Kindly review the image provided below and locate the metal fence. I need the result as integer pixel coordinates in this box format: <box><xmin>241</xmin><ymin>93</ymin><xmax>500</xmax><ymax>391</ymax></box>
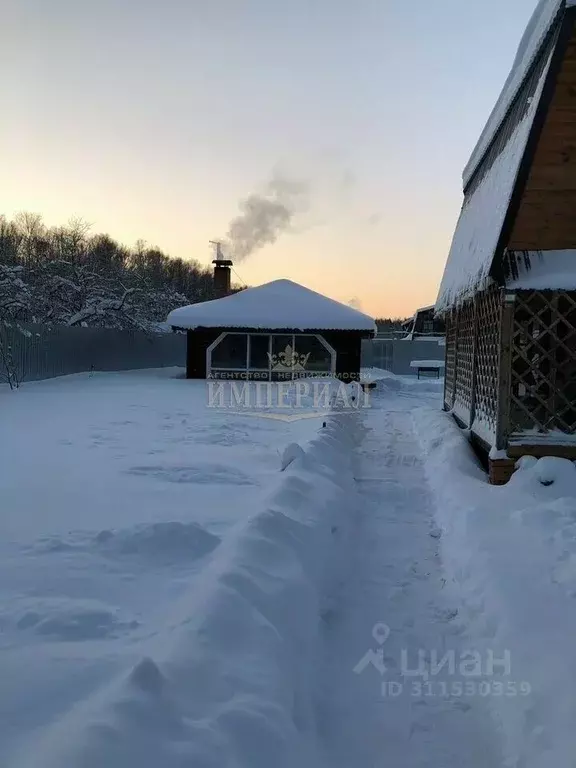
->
<box><xmin>362</xmin><ymin>338</ymin><xmax>446</xmax><ymax>376</ymax></box>
<box><xmin>0</xmin><ymin>324</ymin><xmax>444</xmax><ymax>386</ymax></box>
<box><xmin>0</xmin><ymin>323</ymin><xmax>187</xmax><ymax>384</ymax></box>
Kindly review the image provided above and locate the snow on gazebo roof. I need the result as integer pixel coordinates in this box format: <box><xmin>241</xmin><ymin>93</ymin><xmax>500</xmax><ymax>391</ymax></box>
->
<box><xmin>436</xmin><ymin>0</ymin><xmax>571</xmax><ymax>313</ymax></box>
<box><xmin>167</xmin><ymin>279</ymin><xmax>377</xmax><ymax>332</ymax></box>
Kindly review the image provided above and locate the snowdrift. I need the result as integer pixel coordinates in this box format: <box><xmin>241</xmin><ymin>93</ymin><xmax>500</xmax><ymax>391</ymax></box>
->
<box><xmin>13</xmin><ymin>415</ymin><xmax>362</xmax><ymax>768</ymax></box>
<box><xmin>414</xmin><ymin>408</ymin><xmax>576</xmax><ymax>768</ymax></box>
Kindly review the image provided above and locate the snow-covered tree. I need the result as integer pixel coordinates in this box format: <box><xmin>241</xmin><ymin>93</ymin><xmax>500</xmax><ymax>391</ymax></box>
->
<box><xmin>0</xmin><ymin>264</ymin><xmax>31</xmax><ymax>317</ymax></box>
<box><xmin>0</xmin><ymin>213</ymin><xmax>226</xmax><ymax>332</ymax></box>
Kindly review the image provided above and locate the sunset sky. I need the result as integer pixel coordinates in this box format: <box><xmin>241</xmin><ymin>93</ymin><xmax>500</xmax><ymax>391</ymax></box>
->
<box><xmin>2</xmin><ymin>0</ymin><xmax>539</xmax><ymax>318</ymax></box>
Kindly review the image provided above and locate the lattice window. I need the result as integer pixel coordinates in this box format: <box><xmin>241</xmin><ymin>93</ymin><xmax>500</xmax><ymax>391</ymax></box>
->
<box><xmin>473</xmin><ymin>286</ymin><xmax>502</xmax><ymax>441</ymax></box>
<box><xmin>454</xmin><ymin>300</ymin><xmax>475</xmax><ymax>423</ymax></box>
<box><xmin>510</xmin><ymin>290</ymin><xmax>576</xmax><ymax>436</ymax></box>
<box><xmin>444</xmin><ymin>312</ymin><xmax>457</xmax><ymax>410</ymax></box>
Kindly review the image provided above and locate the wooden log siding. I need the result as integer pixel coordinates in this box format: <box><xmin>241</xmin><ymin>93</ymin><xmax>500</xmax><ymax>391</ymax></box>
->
<box><xmin>508</xmin><ymin>19</ymin><xmax>576</xmax><ymax>251</ymax></box>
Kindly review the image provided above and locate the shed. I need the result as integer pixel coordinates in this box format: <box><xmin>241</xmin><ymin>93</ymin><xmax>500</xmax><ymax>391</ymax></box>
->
<box><xmin>167</xmin><ymin>277</ymin><xmax>376</xmax><ymax>381</ymax></box>
<box><xmin>404</xmin><ymin>305</ymin><xmax>446</xmax><ymax>340</ymax></box>
<box><xmin>437</xmin><ymin>0</ymin><xmax>576</xmax><ymax>483</ymax></box>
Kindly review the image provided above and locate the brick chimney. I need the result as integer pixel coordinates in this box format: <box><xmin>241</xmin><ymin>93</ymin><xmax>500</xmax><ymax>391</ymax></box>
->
<box><xmin>210</xmin><ymin>241</ymin><xmax>233</xmax><ymax>298</ymax></box>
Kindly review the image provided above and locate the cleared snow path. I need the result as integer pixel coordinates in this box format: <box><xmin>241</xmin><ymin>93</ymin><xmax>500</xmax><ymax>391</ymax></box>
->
<box><xmin>318</xmin><ymin>392</ymin><xmax>503</xmax><ymax>767</ymax></box>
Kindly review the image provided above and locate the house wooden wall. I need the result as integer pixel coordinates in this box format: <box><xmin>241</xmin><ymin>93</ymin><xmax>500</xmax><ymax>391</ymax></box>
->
<box><xmin>508</xmin><ymin>18</ymin><xmax>576</xmax><ymax>251</ymax></box>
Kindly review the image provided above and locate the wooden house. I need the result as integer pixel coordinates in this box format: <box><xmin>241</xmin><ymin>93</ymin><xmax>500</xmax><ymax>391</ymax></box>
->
<box><xmin>436</xmin><ymin>0</ymin><xmax>576</xmax><ymax>484</ymax></box>
<box><xmin>167</xmin><ymin>269</ymin><xmax>376</xmax><ymax>381</ymax></box>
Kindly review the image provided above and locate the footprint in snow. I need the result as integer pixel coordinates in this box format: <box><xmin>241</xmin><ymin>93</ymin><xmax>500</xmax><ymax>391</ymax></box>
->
<box><xmin>433</xmin><ymin>606</ymin><xmax>459</xmax><ymax>623</ymax></box>
<box><xmin>12</xmin><ymin>598</ymin><xmax>139</xmax><ymax>641</ymax></box>
<box><xmin>126</xmin><ymin>464</ymin><xmax>256</xmax><ymax>486</ymax></box>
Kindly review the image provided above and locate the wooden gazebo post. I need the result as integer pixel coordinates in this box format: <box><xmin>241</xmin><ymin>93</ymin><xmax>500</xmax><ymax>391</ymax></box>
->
<box><xmin>469</xmin><ymin>295</ymin><xmax>480</xmax><ymax>429</ymax></box>
<box><xmin>449</xmin><ymin>307</ymin><xmax>460</xmax><ymax>409</ymax></box>
<box><xmin>490</xmin><ymin>293</ymin><xmax>517</xmax><ymax>484</ymax></box>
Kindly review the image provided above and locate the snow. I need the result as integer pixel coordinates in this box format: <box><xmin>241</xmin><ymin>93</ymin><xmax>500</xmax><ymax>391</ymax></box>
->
<box><xmin>436</xmin><ymin>49</ymin><xmax>553</xmax><ymax>312</ymax></box>
<box><xmin>410</xmin><ymin>359</ymin><xmax>446</xmax><ymax>368</ymax></box>
<box><xmin>0</xmin><ymin>261</ymin><xmax>191</xmax><ymax>333</ymax></box>
<box><xmin>5</xmin><ymin>367</ymin><xmax>576</xmax><ymax>768</ymax></box>
<box><xmin>401</xmin><ymin>334</ymin><xmax>446</xmax><ymax>343</ymax></box>
<box><xmin>16</xmin><ymin>414</ymin><xmax>360</xmax><ymax>768</ymax></box>
<box><xmin>167</xmin><ymin>279</ymin><xmax>377</xmax><ymax>332</ymax></box>
<box><xmin>506</xmin><ymin>249</ymin><xmax>576</xmax><ymax>289</ymax></box>
<box><xmin>489</xmin><ymin>446</ymin><xmax>509</xmax><ymax>460</ymax></box>
<box><xmin>510</xmin><ymin>427</ymin><xmax>576</xmax><ymax>446</ymax></box>
<box><xmin>463</xmin><ymin>0</ymin><xmax>565</xmax><ymax>188</ymax></box>
<box><xmin>471</xmin><ymin>413</ymin><xmax>498</xmax><ymax>447</ymax></box>
<box><xmin>0</xmin><ymin>368</ymin><xmax>336</xmax><ymax>766</ymax></box>
<box><xmin>319</xmin><ymin>380</ymin><xmax>500</xmax><ymax>768</ymax></box>
<box><xmin>415</xmin><ymin>407</ymin><xmax>576</xmax><ymax>768</ymax></box>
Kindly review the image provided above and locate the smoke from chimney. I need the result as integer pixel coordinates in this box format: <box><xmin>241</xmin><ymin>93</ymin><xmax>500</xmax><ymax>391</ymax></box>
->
<box><xmin>348</xmin><ymin>297</ymin><xmax>364</xmax><ymax>312</ymax></box>
<box><xmin>224</xmin><ymin>173</ymin><xmax>309</xmax><ymax>262</ymax></box>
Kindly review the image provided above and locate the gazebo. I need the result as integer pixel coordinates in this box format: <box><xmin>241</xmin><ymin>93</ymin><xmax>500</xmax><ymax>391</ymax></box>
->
<box><xmin>167</xmin><ymin>278</ymin><xmax>376</xmax><ymax>382</ymax></box>
<box><xmin>436</xmin><ymin>0</ymin><xmax>576</xmax><ymax>484</ymax></box>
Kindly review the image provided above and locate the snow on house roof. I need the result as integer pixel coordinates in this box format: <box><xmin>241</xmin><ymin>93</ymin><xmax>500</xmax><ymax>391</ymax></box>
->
<box><xmin>507</xmin><ymin>250</ymin><xmax>576</xmax><ymax>289</ymax></box>
<box><xmin>167</xmin><ymin>279</ymin><xmax>377</xmax><ymax>332</ymax></box>
<box><xmin>436</xmin><ymin>46</ymin><xmax>554</xmax><ymax>313</ymax></box>
<box><xmin>463</xmin><ymin>0</ymin><xmax>567</xmax><ymax>189</ymax></box>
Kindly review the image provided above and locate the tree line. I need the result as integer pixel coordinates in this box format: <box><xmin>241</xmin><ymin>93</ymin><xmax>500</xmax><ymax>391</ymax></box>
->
<box><xmin>0</xmin><ymin>212</ymin><xmax>412</xmax><ymax>335</ymax></box>
<box><xmin>0</xmin><ymin>212</ymin><xmax>221</xmax><ymax>331</ymax></box>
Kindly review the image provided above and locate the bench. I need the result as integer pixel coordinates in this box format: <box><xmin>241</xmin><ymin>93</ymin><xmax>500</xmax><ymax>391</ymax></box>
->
<box><xmin>410</xmin><ymin>360</ymin><xmax>445</xmax><ymax>380</ymax></box>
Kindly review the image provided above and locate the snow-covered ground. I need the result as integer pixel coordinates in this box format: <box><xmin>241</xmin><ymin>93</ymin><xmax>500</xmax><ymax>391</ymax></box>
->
<box><xmin>318</xmin><ymin>380</ymin><xmax>501</xmax><ymax>768</ymax></box>
<box><xmin>2</xmin><ymin>367</ymin><xmax>576</xmax><ymax>768</ymax></box>
<box><xmin>0</xmin><ymin>368</ymin><xmax>330</xmax><ymax>766</ymax></box>
<box><xmin>415</xmin><ymin>408</ymin><xmax>576</xmax><ymax>768</ymax></box>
